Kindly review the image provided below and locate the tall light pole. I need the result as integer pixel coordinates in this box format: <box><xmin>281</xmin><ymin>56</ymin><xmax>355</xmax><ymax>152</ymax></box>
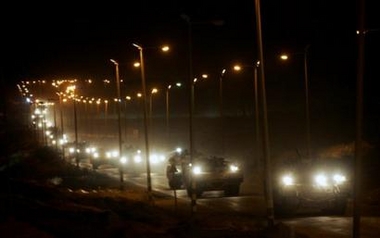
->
<box><xmin>133</xmin><ymin>43</ymin><xmax>153</xmax><ymax>198</ymax></box>
<box><xmin>280</xmin><ymin>44</ymin><xmax>312</xmax><ymax>161</ymax></box>
<box><xmin>104</xmin><ymin>100</ymin><xmax>108</xmax><ymax>135</ymax></box>
<box><xmin>255</xmin><ymin>0</ymin><xmax>274</xmax><ymax>226</ymax></box>
<box><xmin>149</xmin><ymin>88</ymin><xmax>158</xmax><ymax>127</ymax></box>
<box><xmin>166</xmin><ymin>82</ymin><xmax>181</xmax><ymax>146</ymax></box>
<box><xmin>192</xmin><ymin>74</ymin><xmax>208</xmax><ymax>115</ymax></box>
<box><xmin>68</xmin><ymin>85</ymin><xmax>79</xmax><ymax>168</ymax></box>
<box><xmin>110</xmin><ymin>59</ymin><xmax>124</xmax><ymax>184</ymax></box>
<box><xmin>233</xmin><ymin>61</ymin><xmax>261</xmax><ymax>165</ymax></box>
<box><xmin>353</xmin><ymin>1</ymin><xmax>366</xmax><ymax>237</ymax></box>
<box><xmin>124</xmin><ymin>96</ymin><xmax>131</xmax><ymax>140</ymax></box>
<box><xmin>181</xmin><ymin>14</ymin><xmax>223</xmax><ymax>215</ymax></box>
<box><xmin>57</xmin><ymin>92</ymin><xmax>65</xmax><ymax>158</ymax></box>
<box><xmin>254</xmin><ymin>61</ymin><xmax>261</xmax><ymax>164</ymax></box>
<box><xmin>304</xmin><ymin>44</ymin><xmax>311</xmax><ymax>162</ymax></box>
<box><xmin>219</xmin><ymin>69</ymin><xmax>226</xmax><ymax>118</ymax></box>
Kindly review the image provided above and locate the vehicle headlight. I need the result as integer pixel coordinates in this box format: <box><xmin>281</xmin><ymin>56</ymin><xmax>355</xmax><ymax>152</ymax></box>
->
<box><xmin>281</xmin><ymin>175</ymin><xmax>294</xmax><ymax>186</ymax></box>
<box><xmin>134</xmin><ymin>154</ymin><xmax>142</xmax><ymax>164</ymax></box>
<box><xmin>333</xmin><ymin>174</ymin><xmax>346</xmax><ymax>184</ymax></box>
<box><xmin>120</xmin><ymin>157</ymin><xmax>128</xmax><ymax>164</ymax></box>
<box><xmin>150</xmin><ymin>154</ymin><xmax>159</xmax><ymax>164</ymax></box>
<box><xmin>229</xmin><ymin>164</ymin><xmax>239</xmax><ymax>172</ymax></box>
<box><xmin>315</xmin><ymin>173</ymin><xmax>328</xmax><ymax>187</ymax></box>
<box><xmin>192</xmin><ymin>166</ymin><xmax>202</xmax><ymax>175</ymax></box>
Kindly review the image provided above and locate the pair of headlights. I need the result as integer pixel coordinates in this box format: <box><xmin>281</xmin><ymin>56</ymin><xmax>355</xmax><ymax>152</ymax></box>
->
<box><xmin>281</xmin><ymin>173</ymin><xmax>347</xmax><ymax>186</ymax></box>
<box><xmin>191</xmin><ymin>164</ymin><xmax>240</xmax><ymax>175</ymax></box>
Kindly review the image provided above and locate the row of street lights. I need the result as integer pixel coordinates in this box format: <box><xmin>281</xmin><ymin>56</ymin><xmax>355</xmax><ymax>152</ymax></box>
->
<box><xmin>109</xmin><ymin>43</ymin><xmax>170</xmax><ymax>197</ymax></box>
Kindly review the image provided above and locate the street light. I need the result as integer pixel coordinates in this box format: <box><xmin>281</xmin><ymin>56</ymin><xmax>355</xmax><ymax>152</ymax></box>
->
<box><xmin>124</xmin><ymin>96</ymin><xmax>131</xmax><ymax>140</ymax></box>
<box><xmin>192</xmin><ymin>74</ymin><xmax>208</xmax><ymax>116</ymax></box>
<box><xmin>219</xmin><ymin>69</ymin><xmax>226</xmax><ymax>118</ymax></box>
<box><xmin>132</xmin><ymin>43</ymin><xmax>152</xmax><ymax>198</ymax></box>
<box><xmin>280</xmin><ymin>43</ymin><xmax>311</xmax><ymax>161</ymax></box>
<box><xmin>181</xmin><ymin>14</ymin><xmax>223</xmax><ymax>214</ymax></box>
<box><xmin>149</xmin><ymin>88</ymin><xmax>158</xmax><ymax>122</ymax></box>
<box><xmin>133</xmin><ymin>43</ymin><xmax>170</xmax><ymax>198</ymax></box>
<box><xmin>233</xmin><ymin>61</ymin><xmax>261</xmax><ymax>165</ymax></box>
<box><xmin>110</xmin><ymin>59</ymin><xmax>124</xmax><ymax>184</ymax></box>
<box><xmin>57</xmin><ymin>92</ymin><xmax>65</xmax><ymax>158</ymax></box>
<box><xmin>67</xmin><ymin>85</ymin><xmax>79</xmax><ymax>167</ymax></box>
<box><xmin>255</xmin><ymin>0</ymin><xmax>274</xmax><ymax>226</ymax></box>
<box><xmin>166</xmin><ymin>82</ymin><xmax>181</xmax><ymax>145</ymax></box>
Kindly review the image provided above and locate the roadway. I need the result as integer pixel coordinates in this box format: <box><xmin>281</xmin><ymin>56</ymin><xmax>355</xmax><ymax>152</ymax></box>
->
<box><xmin>94</xmin><ymin>164</ymin><xmax>380</xmax><ymax>238</ymax></box>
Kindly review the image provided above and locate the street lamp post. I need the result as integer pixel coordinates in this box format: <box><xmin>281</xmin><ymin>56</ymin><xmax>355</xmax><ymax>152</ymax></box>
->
<box><xmin>219</xmin><ymin>69</ymin><xmax>226</xmax><ymax>118</ymax></box>
<box><xmin>57</xmin><ymin>92</ymin><xmax>65</xmax><ymax>158</ymax></box>
<box><xmin>233</xmin><ymin>61</ymin><xmax>261</xmax><ymax>165</ymax></box>
<box><xmin>166</xmin><ymin>85</ymin><xmax>172</xmax><ymax>136</ymax></box>
<box><xmin>110</xmin><ymin>59</ymin><xmax>124</xmax><ymax>184</ymax></box>
<box><xmin>255</xmin><ymin>0</ymin><xmax>274</xmax><ymax>226</ymax></box>
<box><xmin>304</xmin><ymin>44</ymin><xmax>311</xmax><ymax>162</ymax></box>
<box><xmin>181</xmin><ymin>14</ymin><xmax>223</xmax><ymax>215</ymax></box>
<box><xmin>124</xmin><ymin>96</ymin><xmax>131</xmax><ymax>140</ymax></box>
<box><xmin>253</xmin><ymin>61</ymin><xmax>261</xmax><ymax>165</ymax></box>
<box><xmin>166</xmin><ymin>82</ymin><xmax>181</xmax><ymax>146</ymax></box>
<box><xmin>73</xmin><ymin>97</ymin><xmax>79</xmax><ymax>167</ymax></box>
<box><xmin>132</xmin><ymin>43</ymin><xmax>153</xmax><ymax>199</ymax></box>
<box><xmin>149</xmin><ymin>88</ymin><xmax>158</xmax><ymax>128</ymax></box>
<box><xmin>280</xmin><ymin>44</ymin><xmax>312</xmax><ymax>161</ymax></box>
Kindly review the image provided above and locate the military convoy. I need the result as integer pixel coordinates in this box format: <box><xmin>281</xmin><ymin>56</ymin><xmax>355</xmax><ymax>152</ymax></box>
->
<box><xmin>165</xmin><ymin>151</ymin><xmax>244</xmax><ymax>197</ymax></box>
<box><xmin>272</xmin><ymin>156</ymin><xmax>352</xmax><ymax>215</ymax></box>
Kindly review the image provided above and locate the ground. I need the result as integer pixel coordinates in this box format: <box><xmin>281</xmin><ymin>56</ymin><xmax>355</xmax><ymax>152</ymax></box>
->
<box><xmin>0</xmin><ymin>147</ymin><xmax>272</xmax><ymax>238</ymax></box>
<box><xmin>2</xmin><ymin>144</ymin><xmax>379</xmax><ymax>238</ymax></box>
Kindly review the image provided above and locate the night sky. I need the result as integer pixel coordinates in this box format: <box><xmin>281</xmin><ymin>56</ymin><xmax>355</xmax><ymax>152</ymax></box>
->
<box><xmin>1</xmin><ymin>1</ymin><xmax>379</xmax><ymax>142</ymax></box>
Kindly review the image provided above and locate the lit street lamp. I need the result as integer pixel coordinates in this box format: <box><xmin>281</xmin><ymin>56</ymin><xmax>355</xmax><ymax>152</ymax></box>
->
<box><xmin>149</xmin><ymin>88</ymin><xmax>158</xmax><ymax>125</ymax></box>
<box><xmin>67</xmin><ymin>85</ymin><xmax>79</xmax><ymax>167</ymax></box>
<box><xmin>280</xmin><ymin>43</ymin><xmax>311</xmax><ymax>161</ymax></box>
<box><xmin>104</xmin><ymin>100</ymin><xmax>108</xmax><ymax>133</ymax></box>
<box><xmin>181</xmin><ymin>14</ymin><xmax>223</xmax><ymax>214</ymax></box>
<box><xmin>132</xmin><ymin>43</ymin><xmax>169</xmax><ymax>198</ymax></box>
<box><xmin>166</xmin><ymin>82</ymin><xmax>181</xmax><ymax>144</ymax></box>
<box><xmin>255</xmin><ymin>0</ymin><xmax>274</xmax><ymax>226</ymax></box>
<box><xmin>124</xmin><ymin>96</ymin><xmax>131</xmax><ymax>140</ymax></box>
<box><xmin>110</xmin><ymin>59</ymin><xmax>124</xmax><ymax>184</ymax></box>
<box><xmin>132</xmin><ymin>43</ymin><xmax>153</xmax><ymax>198</ymax></box>
<box><xmin>233</xmin><ymin>61</ymin><xmax>261</xmax><ymax>164</ymax></box>
<box><xmin>192</xmin><ymin>74</ymin><xmax>208</xmax><ymax>115</ymax></box>
<box><xmin>219</xmin><ymin>69</ymin><xmax>226</xmax><ymax>118</ymax></box>
<box><xmin>57</xmin><ymin>92</ymin><xmax>65</xmax><ymax>158</ymax></box>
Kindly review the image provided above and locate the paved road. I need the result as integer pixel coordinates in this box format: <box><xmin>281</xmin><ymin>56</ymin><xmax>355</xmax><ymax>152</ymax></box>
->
<box><xmin>278</xmin><ymin>216</ymin><xmax>380</xmax><ymax>238</ymax></box>
<box><xmin>96</xmin><ymin>164</ymin><xmax>380</xmax><ymax>238</ymax></box>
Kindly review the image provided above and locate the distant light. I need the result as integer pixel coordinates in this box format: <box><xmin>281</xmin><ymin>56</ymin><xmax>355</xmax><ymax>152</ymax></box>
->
<box><xmin>233</xmin><ymin>65</ymin><xmax>242</xmax><ymax>71</ymax></box>
<box><xmin>280</xmin><ymin>54</ymin><xmax>289</xmax><ymax>60</ymax></box>
<box><xmin>161</xmin><ymin>45</ymin><xmax>170</xmax><ymax>52</ymax></box>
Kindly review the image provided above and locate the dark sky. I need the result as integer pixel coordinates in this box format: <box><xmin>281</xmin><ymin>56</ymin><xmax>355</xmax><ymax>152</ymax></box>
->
<box><xmin>1</xmin><ymin>1</ymin><xmax>379</xmax><ymax>142</ymax></box>
<box><xmin>2</xmin><ymin>1</ymin><xmax>374</xmax><ymax>83</ymax></box>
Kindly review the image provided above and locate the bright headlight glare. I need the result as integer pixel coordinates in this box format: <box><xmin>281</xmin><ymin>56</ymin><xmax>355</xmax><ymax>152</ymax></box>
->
<box><xmin>315</xmin><ymin>174</ymin><xmax>328</xmax><ymax>186</ymax></box>
<box><xmin>230</xmin><ymin>165</ymin><xmax>239</xmax><ymax>172</ymax></box>
<box><xmin>134</xmin><ymin>155</ymin><xmax>142</xmax><ymax>163</ymax></box>
<box><xmin>282</xmin><ymin>175</ymin><xmax>294</xmax><ymax>186</ymax></box>
<box><xmin>120</xmin><ymin>157</ymin><xmax>127</xmax><ymax>164</ymax></box>
<box><xmin>192</xmin><ymin>166</ymin><xmax>202</xmax><ymax>175</ymax></box>
<box><xmin>333</xmin><ymin>174</ymin><xmax>346</xmax><ymax>184</ymax></box>
<box><xmin>150</xmin><ymin>154</ymin><xmax>159</xmax><ymax>164</ymax></box>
